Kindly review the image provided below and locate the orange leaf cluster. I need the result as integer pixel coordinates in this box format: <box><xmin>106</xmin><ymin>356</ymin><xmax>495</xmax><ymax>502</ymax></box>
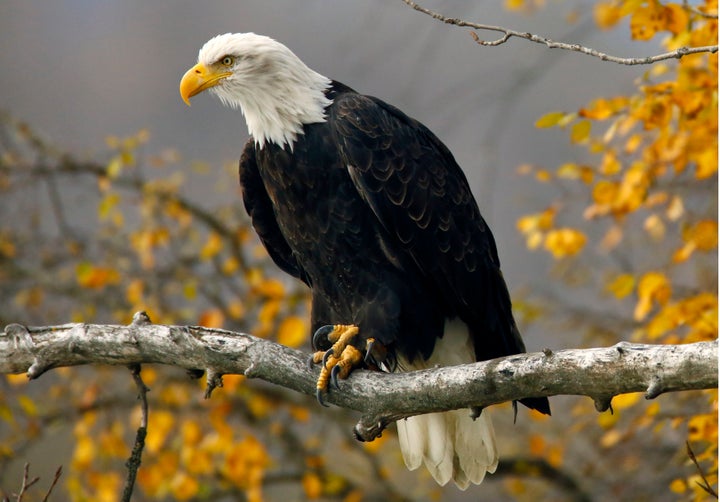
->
<box><xmin>522</xmin><ymin>1</ymin><xmax>718</xmax><ymax>496</ymax></box>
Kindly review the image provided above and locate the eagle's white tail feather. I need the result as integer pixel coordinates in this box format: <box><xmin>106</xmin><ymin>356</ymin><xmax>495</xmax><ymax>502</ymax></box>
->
<box><xmin>396</xmin><ymin>408</ymin><xmax>497</xmax><ymax>489</ymax></box>
<box><xmin>395</xmin><ymin>321</ymin><xmax>498</xmax><ymax>489</ymax></box>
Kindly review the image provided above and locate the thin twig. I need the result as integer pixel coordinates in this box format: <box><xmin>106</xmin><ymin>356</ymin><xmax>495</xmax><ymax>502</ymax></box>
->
<box><xmin>120</xmin><ymin>364</ymin><xmax>150</xmax><ymax>502</ymax></box>
<box><xmin>15</xmin><ymin>464</ymin><xmax>39</xmax><ymax>502</ymax></box>
<box><xmin>683</xmin><ymin>0</ymin><xmax>719</xmax><ymax>19</ymax></box>
<box><xmin>41</xmin><ymin>467</ymin><xmax>62</xmax><ymax>502</ymax></box>
<box><xmin>401</xmin><ymin>0</ymin><xmax>719</xmax><ymax>65</ymax></box>
<box><xmin>686</xmin><ymin>441</ymin><xmax>719</xmax><ymax>498</ymax></box>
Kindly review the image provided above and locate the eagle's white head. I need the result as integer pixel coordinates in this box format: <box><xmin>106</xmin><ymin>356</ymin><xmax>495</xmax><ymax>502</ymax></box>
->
<box><xmin>180</xmin><ymin>33</ymin><xmax>332</xmax><ymax>149</ymax></box>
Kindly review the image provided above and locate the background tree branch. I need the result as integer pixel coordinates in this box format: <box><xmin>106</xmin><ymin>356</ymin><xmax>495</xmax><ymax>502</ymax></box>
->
<box><xmin>401</xmin><ymin>0</ymin><xmax>719</xmax><ymax>64</ymax></box>
<box><xmin>2</xmin><ymin>315</ymin><xmax>716</xmax><ymax>442</ymax></box>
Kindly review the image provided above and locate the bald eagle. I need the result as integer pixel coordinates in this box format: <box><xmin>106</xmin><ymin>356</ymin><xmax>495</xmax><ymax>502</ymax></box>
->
<box><xmin>180</xmin><ymin>32</ymin><xmax>550</xmax><ymax>489</ymax></box>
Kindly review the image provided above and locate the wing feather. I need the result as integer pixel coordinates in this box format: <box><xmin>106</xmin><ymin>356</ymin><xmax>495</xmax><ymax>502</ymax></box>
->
<box><xmin>238</xmin><ymin>140</ymin><xmax>310</xmax><ymax>285</ymax></box>
<box><xmin>330</xmin><ymin>93</ymin><xmax>520</xmax><ymax>361</ymax></box>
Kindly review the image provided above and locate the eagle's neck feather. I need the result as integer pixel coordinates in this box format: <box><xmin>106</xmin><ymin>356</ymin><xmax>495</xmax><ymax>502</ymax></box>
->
<box><xmin>217</xmin><ymin>66</ymin><xmax>332</xmax><ymax>150</ymax></box>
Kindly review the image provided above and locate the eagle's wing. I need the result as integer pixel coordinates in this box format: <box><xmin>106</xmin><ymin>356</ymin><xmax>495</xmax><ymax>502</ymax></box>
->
<box><xmin>330</xmin><ymin>93</ymin><xmax>524</xmax><ymax>362</ymax></box>
<box><xmin>239</xmin><ymin>140</ymin><xmax>310</xmax><ymax>286</ymax></box>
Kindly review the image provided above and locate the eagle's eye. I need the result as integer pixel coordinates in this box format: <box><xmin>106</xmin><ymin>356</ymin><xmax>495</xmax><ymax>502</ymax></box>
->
<box><xmin>220</xmin><ymin>56</ymin><xmax>234</xmax><ymax>67</ymax></box>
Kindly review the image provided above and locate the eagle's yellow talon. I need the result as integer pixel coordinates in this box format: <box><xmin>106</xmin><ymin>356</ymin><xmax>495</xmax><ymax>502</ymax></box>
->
<box><xmin>310</xmin><ymin>324</ymin><xmax>362</xmax><ymax>404</ymax></box>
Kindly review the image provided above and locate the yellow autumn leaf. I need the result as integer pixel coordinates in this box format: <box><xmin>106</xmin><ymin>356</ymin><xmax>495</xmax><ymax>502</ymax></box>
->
<box><xmin>106</xmin><ymin>155</ymin><xmax>123</xmax><ymax>179</ymax></box>
<box><xmin>137</xmin><ymin>462</ymin><xmax>163</xmax><ymax>496</ymax></box>
<box><xmin>556</xmin><ymin>162</ymin><xmax>580</xmax><ymax>179</ymax></box>
<box><xmin>579</xmin><ymin>97</ymin><xmax>627</xmax><ymax>120</ymax></box>
<box><xmin>629</xmin><ymin>4</ymin><xmax>665</xmax><ymax>40</ymax></box>
<box><xmin>277</xmin><ymin>315</ymin><xmax>308</xmax><ymax>348</ymax></box>
<box><xmin>674</xmin><ymin>220</ymin><xmax>718</xmax><ymax>263</ymax></box>
<box><xmin>516</xmin><ymin>215</ymin><xmax>537</xmax><ymax>234</ymax></box>
<box><xmin>624</xmin><ymin>133</ymin><xmax>643</xmax><ymax>154</ymax></box>
<box><xmin>594</xmin><ymin>1</ymin><xmax>622</xmax><ymax>29</ymax></box>
<box><xmin>256</xmin><ymin>300</ymin><xmax>281</xmax><ymax>337</ymax></box>
<box><xmin>247</xmin><ymin>393</ymin><xmax>274</xmax><ymax>419</ymax></box>
<box><xmin>664</xmin><ymin>3</ymin><xmax>689</xmax><ymax>35</ymax></box>
<box><xmin>198</xmin><ymin>308</ymin><xmax>224</xmax><ymax>328</ymax></box>
<box><xmin>254</xmin><ymin>278</ymin><xmax>286</xmax><ymax>299</ymax></box>
<box><xmin>324</xmin><ymin>473</ymin><xmax>348</xmax><ymax>496</ymax></box>
<box><xmin>289</xmin><ymin>405</ymin><xmax>310</xmax><ymax>423</ymax></box>
<box><xmin>694</xmin><ymin>147</ymin><xmax>718</xmax><ymax>179</ymax></box>
<box><xmin>343</xmin><ymin>489</ymin><xmax>365</xmax><ymax>502</ymax></box>
<box><xmin>570</xmin><ymin>120</ymin><xmax>592</xmax><ymax>144</ymax></box>
<box><xmin>0</xmin><ymin>232</ymin><xmax>16</xmax><ymax>259</ymax></box>
<box><xmin>99</xmin><ymin>421</ymin><xmax>128</xmax><ymax>458</ymax></box>
<box><xmin>535</xmin><ymin>111</ymin><xmax>566</xmax><ymax>128</ymax></box>
<box><xmin>606</xmin><ymin>273</ymin><xmax>636</xmax><ymax>299</ymax></box>
<box><xmin>146</xmin><ymin>410</ymin><xmax>176</xmax><ymax>454</ymax></box>
<box><xmin>73</xmin><ymin>435</ymin><xmax>97</xmax><ymax>469</ymax></box>
<box><xmin>526</xmin><ymin>231</ymin><xmax>544</xmax><ymax>250</ymax></box>
<box><xmin>684</xmin><ymin>220</ymin><xmax>718</xmax><ymax>251</ymax></box>
<box><xmin>222</xmin><ymin>255</ymin><xmax>240</xmax><ymax>275</ymax></box>
<box><xmin>183</xmin><ymin>280</ymin><xmax>197</xmax><ymax>300</ymax></box>
<box><xmin>666</xmin><ymin>195</ymin><xmax>684</xmax><ymax>221</ymax></box>
<box><xmin>669</xmin><ymin>478</ymin><xmax>687</xmax><ymax>494</ymax></box>
<box><xmin>634</xmin><ymin>272</ymin><xmax>672</xmax><ymax>321</ymax></box>
<box><xmin>302</xmin><ymin>472</ymin><xmax>323</xmax><ymax>499</ymax></box>
<box><xmin>612</xmin><ymin>392</ymin><xmax>641</xmax><ymax>410</ymax></box>
<box><xmin>98</xmin><ymin>193</ymin><xmax>120</xmax><ymax>220</ymax></box>
<box><xmin>76</xmin><ymin>263</ymin><xmax>120</xmax><ymax>289</ymax></box>
<box><xmin>529</xmin><ymin>434</ymin><xmax>545</xmax><ymax>456</ymax></box>
<box><xmin>592</xmin><ymin>180</ymin><xmax>619</xmax><ymax>205</ymax></box>
<box><xmin>18</xmin><ymin>395</ymin><xmax>38</xmax><ymax>417</ymax></box>
<box><xmin>227</xmin><ymin>300</ymin><xmax>246</xmax><ymax>319</ymax></box>
<box><xmin>91</xmin><ymin>472</ymin><xmax>122</xmax><ymax>502</ymax></box>
<box><xmin>643</xmin><ymin>214</ymin><xmax>665</xmax><ymax>240</ymax></box>
<box><xmin>199</xmin><ymin>231</ymin><xmax>223</xmax><ymax>261</ymax></box>
<box><xmin>547</xmin><ymin>443</ymin><xmax>565</xmax><ymax>468</ymax></box>
<box><xmin>170</xmin><ymin>472</ymin><xmax>200</xmax><ymax>501</ymax></box>
<box><xmin>688</xmin><ymin>414</ymin><xmax>717</xmax><ymax>442</ymax></box>
<box><xmin>598</xmin><ymin>410</ymin><xmax>620</xmax><ymax>430</ymax></box>
<box><xmin>224</xmin><ymin>436</ymin><xmax>270</xmax><ymax>483</ymax></box>
<box><xmin>543</xmin><ymin>228</ymin><xmax>587</xmax><ymax>258</ymax></box>
<box><xmin>5</xmin><ymin>374</ymin><xmax>28</xmax><ymax>386</ymax></box>
<box><xmin>535</xmin><ymin>169</ymin><xmax>552</xmax><ymax>182</ymax></box>
<box><xmin>182</xmin><ymin>446</ymin><xmax>213</xmax><ymax>475</ymax></box>
<box><xmin>221</xmin><ymin>374</ymin><xmax>245</xmax><ymax>392</ymax></box>
<box><xmin>517</xmin><ymin>207</ymin><xmax>556</xmax><ymax>234</ymax></box>
<box><xmin>646</xmin><ymin>303</ymin><xmax>680</xmax><ymax>340</ymax></box>
<box><xmin>142</xmin><ymin>367</ymin><xmax>158</xmax><ymax>386</ymax></box>
<box><xmin>160</xmin><ymin>383</ymin><xmax>191</xmax><ymax>407</ymax></box>
<box><xmin>126</xmin><ymin>279</ymin><xmax>144</xmax><ymax>304</ymax></box>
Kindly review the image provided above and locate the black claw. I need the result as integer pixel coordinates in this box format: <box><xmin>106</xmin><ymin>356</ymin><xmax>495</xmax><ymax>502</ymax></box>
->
<box><xmin>312</xmin><ymin>325</ymin><xmax>335</xmax><ymax>351</ymax></box>
<box><xmin>330</xmin><ymin>365</ymin><xmax>341</xmax><ymax>389</ymax></box>
<box><xmin>364</xmin><ymin>340</ymin><xmax>377</xmax><ymax>367</ymax></box>
<box><xmin>306</xmin><ymin>354</ymin><xmax>316</xmax><ymax>370</ymax></box>
<box><xmin>364</xmin><ymin>338</ymin><xmax>388</xmax><ymax>370</ymax></box>
<box><xmin>316</xmin><ymin>388</ymin><xmax>329</xmax><ymax>407</ymax></box>
<box><xmin>321</xmin><ymin>348</ymin><xmax>334</xmax><ymax>369</ymax></box>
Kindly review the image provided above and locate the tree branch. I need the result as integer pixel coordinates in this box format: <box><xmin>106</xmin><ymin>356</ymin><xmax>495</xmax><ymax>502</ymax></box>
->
<box><xmin>401</xmin><ymin>0</ymin><xmax>719</xmax><ymax>65</ymax></box>
<box><xmin>1</xmin><ymin>317</ymin><xmax>716</xmax><ymax>442</ymax></box>
<box><xmin>121</xmin><ymin>322</ymin><xmax>149</xmax><ymax>502</ymax></box>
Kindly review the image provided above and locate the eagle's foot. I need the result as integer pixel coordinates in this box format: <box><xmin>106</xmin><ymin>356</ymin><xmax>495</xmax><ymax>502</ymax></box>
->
<box><xmin>309</xmin><ymin>324</ymin><xmax>362</xmax><ymax>406</ymax></box>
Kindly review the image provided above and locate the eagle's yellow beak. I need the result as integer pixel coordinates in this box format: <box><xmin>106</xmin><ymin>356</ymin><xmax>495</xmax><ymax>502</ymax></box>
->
<box><xmin>179</xmin><ymin>63</ymin><xmax>232</xmax><ymax>106</ymax></box>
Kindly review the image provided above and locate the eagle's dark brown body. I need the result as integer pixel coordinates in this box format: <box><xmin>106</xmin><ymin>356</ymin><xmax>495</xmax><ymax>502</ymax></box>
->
<box><xmin>239</xmin><ymin>81</ymin><xmax>550</xmax><ymax>415</ymax></box>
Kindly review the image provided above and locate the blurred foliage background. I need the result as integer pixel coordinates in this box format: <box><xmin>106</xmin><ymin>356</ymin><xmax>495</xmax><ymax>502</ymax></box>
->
<box><xmin>0</xmin><ymin>1</ymin><xmax>716</xmax><ymax>500</ymax></box>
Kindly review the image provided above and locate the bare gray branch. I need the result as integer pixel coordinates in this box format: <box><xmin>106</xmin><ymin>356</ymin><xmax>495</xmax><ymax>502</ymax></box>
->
<box><xmin>401</xmin><ymin>0</ymin><xmax>719</xmax><ymax>65</ymax></box>
<box><xmin>1</xmin><ymin>319</ymin><xmax>716</xmax><ymax>441</ymax></box>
